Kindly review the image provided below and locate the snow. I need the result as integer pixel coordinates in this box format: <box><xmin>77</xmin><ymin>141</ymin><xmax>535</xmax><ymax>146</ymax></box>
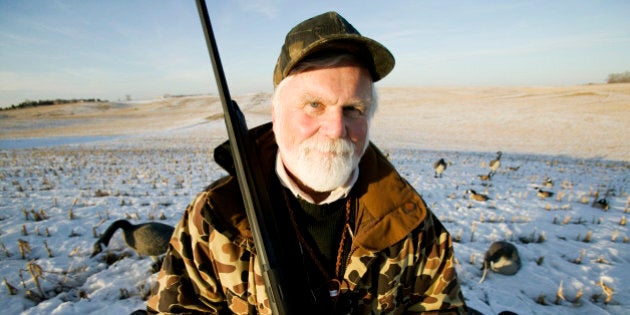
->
<box><xmin>0</xmin><ymin>86</ymin><xmax>629</xmax><ymax>314</ymax></box>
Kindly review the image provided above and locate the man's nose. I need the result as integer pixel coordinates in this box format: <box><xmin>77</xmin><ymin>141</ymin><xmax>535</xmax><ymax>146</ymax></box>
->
<box><xmin>321</xmin><ymin>109</ymin><xmax>346</xmax><ymax>138</ymax></box>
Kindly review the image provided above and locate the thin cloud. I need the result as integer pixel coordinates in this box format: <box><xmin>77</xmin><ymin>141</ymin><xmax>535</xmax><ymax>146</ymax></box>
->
<box><xmin>237</xmin><ymin>0</ymin><xmax>279</xmax><ymax>19</ymax></box>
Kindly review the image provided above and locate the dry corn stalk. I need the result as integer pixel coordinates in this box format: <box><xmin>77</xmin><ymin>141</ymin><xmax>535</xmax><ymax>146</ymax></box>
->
<box><xmin>43</xmin><ymin>240</ymin><xmax>54</xmax><ymax>258</ymax></box>
<box><xmin>3</xmin><ymin>277</ymin><xmax>17</xmax><ymax>295</ymax></box>
<box><xmin>555</xmin><ymin>281</ymin><xmax>565</xmax><ymax>305</ymax></box>
<box><xmin>27</xmin><ymin>261</ymin><xmax>44</xmax><ymax>298</ymax></box>
<box><xmin>573</xmin><ymin>288</ymin><xmax>583</xmax><ymax>305</ymax></box>
<box><xmin>598</xmin><ymin>278</ymin><xmax>614</xmax><ymax>305</ymax></box>
<box><xmin>119</xmin><ymin>288</ymin><xmax>130</xmax><ymax>299</ymax></box>
<box><xmin>455</xmin><ymin>229</ymin><xmax>463</xmax><ymax>243</ymax></box>
<box><xmin>1</xmin><ymin>241</ymin><xmax>10</xmax><ymax>257</ymax></box>
<box><xmin>563</xmin><ymin>216</ymin><xmax>571</xmax><ymax>225</ymax></box>
<box><xmin>18</xmin><ymin>239</ymin><xmax>31</xmax><ymax>259</ymax></box>
<box><xmin>572</xmin><ymin>249</ymin><xmax>586</xmax><ymax>264</ymax></box>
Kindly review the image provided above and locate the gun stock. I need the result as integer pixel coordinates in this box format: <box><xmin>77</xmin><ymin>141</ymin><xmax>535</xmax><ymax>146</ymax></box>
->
<box><xmin>195</xmin><ymin>1</ymin><xmax>300</xmax><ymax>314</ymax></box>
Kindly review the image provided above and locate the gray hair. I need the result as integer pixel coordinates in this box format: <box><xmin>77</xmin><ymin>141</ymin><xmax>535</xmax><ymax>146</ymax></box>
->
<box><xmin>272</xmin><ymin>53</ymin><xmax>378</xmax><ymax>119</ymax></box>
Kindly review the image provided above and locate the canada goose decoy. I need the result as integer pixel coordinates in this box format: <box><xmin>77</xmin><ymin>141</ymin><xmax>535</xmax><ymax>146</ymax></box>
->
<box><xmin>593</xmin><ymin>198</ymin><xmax>609</xmax><ymax>210</ymax></box>
<box><xmin>466</xmin><ymin>189</ymin><xmax>490</xmax><ymax>202</ymax></box>
<box><xmin>489</xmin><ymin>151</ymin><xmax>502</xmax><ymax>175</ymax></box>
<box><xmin>592</xmin><ymin>191</ymin><xmax>609</xmax><ymax>210</ymax></box>
<box><xmin>479</xmin><ymin>241</ymin><xmax>522</xmax><ymax>283</ymax></box>
<box><xmin>477</xmin><ymin>172</ymin><xmax>493</xmax><ymax>181</ymax></box>
<box><xmin>536</xmin><ymin>187</ymin><xmax>554</xmax><ymax>199</ymax></box>
<box><xmin>91</xmin><ymin>219</ymin><xmax>174</xmax><ymax>262</ymax></box>
<box><xmin>506</xmin><ymin>166</ymin><xmax>520</xmax><ymax>172</ymax></box>
<box><xmin>434</xmin><ymin>158</ymin><xmax>447</xmax><ymax>178</ymax></box>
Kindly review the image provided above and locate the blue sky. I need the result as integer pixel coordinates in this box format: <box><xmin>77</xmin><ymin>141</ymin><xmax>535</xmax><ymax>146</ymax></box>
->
<box><xmin>1</xmin><ymin>0</ymin><xmax>629</xmax><ymax>108</ymax></box>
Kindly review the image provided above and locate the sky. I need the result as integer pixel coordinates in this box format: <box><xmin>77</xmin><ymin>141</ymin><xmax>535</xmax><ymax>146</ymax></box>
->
<box><xmin>1</xmin><ymin>0</ymin><xmax>629</xmax><ymax>108</ymax></box>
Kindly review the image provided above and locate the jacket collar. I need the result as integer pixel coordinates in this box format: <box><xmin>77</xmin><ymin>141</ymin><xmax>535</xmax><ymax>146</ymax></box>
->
<box><xmin>351</xmin><ymin>144</ymin><xmax>427</xmax><ymax>252</ymax></box>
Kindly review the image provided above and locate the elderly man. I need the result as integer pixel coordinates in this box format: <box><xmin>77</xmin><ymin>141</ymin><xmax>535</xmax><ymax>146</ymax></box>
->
<box><xmin>147</xmin><ymin>11</ymin><xmax>467</xmax><ymax>314</ymax></box>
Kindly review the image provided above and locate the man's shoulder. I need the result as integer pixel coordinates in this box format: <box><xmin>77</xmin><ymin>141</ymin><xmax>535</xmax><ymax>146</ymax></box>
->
<box><xmin>188</xmin><ymin>175</ymin><xmax>241</xmax><ymax>210</ymax></box>
<box><xmin>205</xmin><ymin>174</ymin><xmax>238</xmax><ymax>194</ymax></box>
<box><xmin>187</xmin><ymin>175</ymin><xmax>250</xmax><ymax>242</ymax></box>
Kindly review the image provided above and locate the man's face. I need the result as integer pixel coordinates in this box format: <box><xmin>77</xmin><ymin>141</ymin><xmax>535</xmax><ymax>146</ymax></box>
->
<box><xmin>272</xmin><ymin>61</ymin><xmax>373</xmax><ymax>193</ymax></box>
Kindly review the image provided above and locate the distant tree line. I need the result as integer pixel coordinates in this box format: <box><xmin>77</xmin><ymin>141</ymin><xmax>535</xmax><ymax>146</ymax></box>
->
<box><xmin>607</xmin><ymin>71</ymin><xmax>630</xmax><ymax>84</ymax></box>
<box><xmin>2</xmin><ymin>98</ymin><xmax>108</xmax><ymax>111</ymax></box>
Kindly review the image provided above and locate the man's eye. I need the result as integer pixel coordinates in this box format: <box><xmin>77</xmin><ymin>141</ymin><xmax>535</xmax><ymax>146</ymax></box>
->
<box><xmin>309</xmin><ymin>102</ymin><xmax>320</xmax><ymax>109</ymax></box>
<box><xmin>344</xmin><ymin>106</ymin><xmax>364</xmax><ymax>117</ymax></box>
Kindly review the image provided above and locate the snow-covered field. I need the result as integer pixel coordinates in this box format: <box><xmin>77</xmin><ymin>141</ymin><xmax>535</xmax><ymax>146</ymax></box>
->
<box><xmin>0</xmin><ymin>85</ymin><xmax>628</xmax><ymax>314</ymax></box>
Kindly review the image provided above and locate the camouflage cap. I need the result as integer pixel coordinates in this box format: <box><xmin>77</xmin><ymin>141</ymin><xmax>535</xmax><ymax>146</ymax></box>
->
<box><xmin>273</xmin><ymin>11</ymin><xmax>395</xmax><ymax>86</ymax></box>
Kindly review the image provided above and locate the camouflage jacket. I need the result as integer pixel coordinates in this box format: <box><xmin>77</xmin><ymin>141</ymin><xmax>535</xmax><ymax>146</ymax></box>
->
<box><xmin>147</xmin><ymin>123</ymin><xmax>466</xmax><ymax>314</ymax></box>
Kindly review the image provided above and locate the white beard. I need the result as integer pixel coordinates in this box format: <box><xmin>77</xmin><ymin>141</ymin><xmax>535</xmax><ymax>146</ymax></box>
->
<box><xmin>283</xmin><ymin>136</ymin><xmax>364</xmax><ymax>192</ymax></box>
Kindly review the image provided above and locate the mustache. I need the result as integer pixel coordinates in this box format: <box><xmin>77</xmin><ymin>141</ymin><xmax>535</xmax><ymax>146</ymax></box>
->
<box><xmin>302</xmin><ymin>138</ymin><xmax>354</xmax><ymax>155</ymax></box>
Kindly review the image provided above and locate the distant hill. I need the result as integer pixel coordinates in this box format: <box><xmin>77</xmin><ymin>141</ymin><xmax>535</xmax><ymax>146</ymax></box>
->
<box><xmin>1</xmin><ymin>85</ymin><xmax>629</xmax><ymax>161</ymax></box>
<box><xmin>2</xmin><ymin>98</ymin><xmax>108</xmax><ymax>111</ymax></box>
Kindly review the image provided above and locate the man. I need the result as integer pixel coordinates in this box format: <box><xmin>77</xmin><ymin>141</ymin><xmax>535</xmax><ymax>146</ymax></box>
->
<box><xmin>147</xmin><ymin>11</ymin><xmax>467</xmax><ymax>314</ymax></box>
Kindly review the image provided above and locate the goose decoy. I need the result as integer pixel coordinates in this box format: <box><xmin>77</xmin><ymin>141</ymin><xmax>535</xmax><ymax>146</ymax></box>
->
<box><xmin>536</xmin><ymin>187</ymin><xmax>554</xmax><ymax>199</ymax></box>
<box><xmin>591</xmin><ymin>191</ymin><xmax>609</xmax><ymax>210</ymax></box>
<box><xmin>592</xmin><ymin>198</ymin><xmax>609</xmax><ymax>210</ymax></box>
<box><xmin>466</xmin><ymin>189</ymin><xmax>490</xmax><ymax>202</ymax></box>
<box><xmin>91</xmin><ymin>219</ymin><xmax>174</xmax><ymax>262</ymax></box>
<box><xmin>506</xmin><ymin>166</ymin><xmax>520</xmax><ymax>172</ymax></box>
<box><xmin>479</xmin><ymin>241</ymin><xmax>522</xmax><ymax>283</ymax></box>
<box><xmin>489</xmin><ymin>151</ymin><xmax>502</xmax><ymax>175</ymax></box>
<box><xmin>477</xmin><ymin>172</ymin><xmax>493</xmax><ymax>181</ymax></box>
<box><xmin>434</xmin><ymin>158</ymin><xmax>447</xmax><ymax>178</ymax></box>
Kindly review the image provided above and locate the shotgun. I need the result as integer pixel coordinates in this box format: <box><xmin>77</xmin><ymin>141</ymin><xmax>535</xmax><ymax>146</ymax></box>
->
<box><xmin>195</xmin><ymin>1</ymin><xmax>299</xmax><ymax>313</ymax></box>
